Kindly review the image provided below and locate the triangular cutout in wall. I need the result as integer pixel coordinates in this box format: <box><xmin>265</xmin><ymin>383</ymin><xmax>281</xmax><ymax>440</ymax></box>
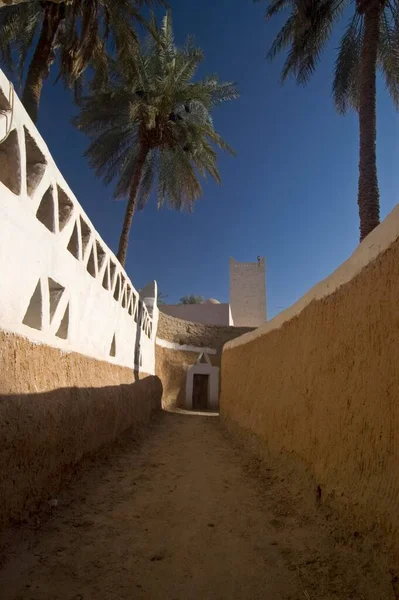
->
<box><xmin>22</xmin><ymin>280</ymin><xmax>43</xmax><ymax>330</ymax></box>
<box><xmin>36</xmin><ymin>186</ymin><xmax>55</xmax><ymax>232</ymax></box>
<box><xmin>67</xmin><ymin>222</ymin><xmax>80</xmax><ymax>259</ymax></box>
<box><xmin>109</xmin><ymin>334</ymin><xmax>116</xmax><ymax>357</ymax></box>
<box><xmin>48</xmin><ymin>278</ymin><xmax>65</xmax><ymax>323</ymax></box>
<box><xmin>57</xmin><ymin>185</ymin><xmax>74</xmax><ymax>231</ymax></box>
<box><xmin>102</xmin><ymin>262</ymin><xmax>110</xmax><ymax>290</ymax></box>
<box><xmin>86</xmin><ymin>245</ymin><xmax>96</xmax><ymax>278</ymax></box>
<box><xmin>0</xmin><ymin>128</ymin><xmax>21</xmax><ymax>195</ymax></box>
<box><xmin>25</xmin><ymin>127</ymin><xmax>46</xmax><ymax>197</ymax></box>
<box><xmin>55</xmin><ymin>303</ymin><xmax>69</xmax><ymax>339</ymax></box>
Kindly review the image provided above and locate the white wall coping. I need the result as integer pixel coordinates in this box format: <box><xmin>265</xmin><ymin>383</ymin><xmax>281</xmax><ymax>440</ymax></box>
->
<box><xmin>156</xmin><ymin>337</ymin><xmax>217</xmax><ymax>355</ymax></box>
<box><xmin>226</xmin><ymin>202</ymin><xmax>399</xmax><ymax>350</ymax></box>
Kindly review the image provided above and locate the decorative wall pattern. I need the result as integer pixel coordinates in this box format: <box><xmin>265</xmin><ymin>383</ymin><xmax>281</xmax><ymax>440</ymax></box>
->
<box><xmin>0</xmin><ymin>70</ymin><xmax>158</xmax><ymax>373</ymax></box>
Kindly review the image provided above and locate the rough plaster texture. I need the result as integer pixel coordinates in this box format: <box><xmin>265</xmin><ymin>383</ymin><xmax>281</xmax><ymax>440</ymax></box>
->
<box><xmin>156</xmin><ymin>337</ymin><xmax>216</xmax><ymax>355</ymax></box>
<box><xmin>157</xmin><ymin>311</ymin><xmax>252</xmax><ymax>351</ymax></box>
<box><xmin>221</xmin><ymin>227</ymin><xmax>399</xmax><ymax>559</ymax></box>
<box><xmin>0</xmin><ymin>69</ymin><xmax>157</xmax><ymax>375</ymax></box>
<box><xmin>229</xmin><ymin>257</ymin><xmax>266</xmax><ymax>327</ymax></box>
<box><xmin>156</xmin><ymin>345</ymin><xmax>219</xmax><ymax>409</ymax></box>
<box><xmin>160</xmin><ymin>303</ymin><xmax>232</xmax><ymax>326</ymax></box>
<box><xmin>155</xmin><ymin>312</ymin><xmax>252</xmax><ymax>408</ymax></box>
<box><xmin>0</xmin><ymin>330</ymin><xmax>162</xmax><ymax>527</ymax></box>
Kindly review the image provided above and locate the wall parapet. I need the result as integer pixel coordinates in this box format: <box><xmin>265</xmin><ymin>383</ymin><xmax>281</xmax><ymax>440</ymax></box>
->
<box><xmin>226</xmin><ymin>202</ymin><xmax>399</xmax><ymax>350</ymax></box>
<box><xmin>156</xmin><ymin>337</ymin><xmax>217</xmax><ymax>355</ymax></box>
<box><xmin>157</xmin><ymin>311</ymin><xmax>253</xmax><ymax>352</ymax></box>
<box><xmin>0</xmin><ymin>69</ymin><xmax>157</xmax><ymax>373</ymax></box>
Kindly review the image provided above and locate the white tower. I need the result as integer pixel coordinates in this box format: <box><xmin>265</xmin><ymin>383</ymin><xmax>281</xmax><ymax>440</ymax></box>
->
<box><xmin>229</xmin><ymin>257</ymin><xmax>267</xmax><ymax>327</ymax></box>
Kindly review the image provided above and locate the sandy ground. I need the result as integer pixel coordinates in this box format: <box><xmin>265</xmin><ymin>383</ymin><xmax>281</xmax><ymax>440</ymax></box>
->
<box><xmin>0</xmin><ymin>410</ymin><xmax>395</xmax><ymax>600</ymax></box>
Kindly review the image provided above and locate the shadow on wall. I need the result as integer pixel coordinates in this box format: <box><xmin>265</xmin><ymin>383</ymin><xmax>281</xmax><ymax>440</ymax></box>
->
<box><xmin>220</xmin><ymin>227</ymin><xmax>399</xmax><ymax>561</ymax></box>
<box><xmin>0</xmin><ymin>377</ymin><xmax>162</xmax><ymax>527</ymax></box>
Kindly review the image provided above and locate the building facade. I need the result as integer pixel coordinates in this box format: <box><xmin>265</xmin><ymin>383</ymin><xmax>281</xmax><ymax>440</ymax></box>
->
<box><xmin>160</xmin><ymin>257</ymin><xmax>266</xmax><ymax>328</ymax></box>
<box><xmin>229</xmin><ymin>257</ymin><xmax>267</xmax><ymax>327</ymax></box>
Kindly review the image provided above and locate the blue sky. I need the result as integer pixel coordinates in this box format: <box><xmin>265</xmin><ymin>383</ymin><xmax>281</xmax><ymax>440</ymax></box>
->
<box><xmin>33</xmin><ymin>0</ymin><xmax>398</xmax><ymax>318</ymax></box>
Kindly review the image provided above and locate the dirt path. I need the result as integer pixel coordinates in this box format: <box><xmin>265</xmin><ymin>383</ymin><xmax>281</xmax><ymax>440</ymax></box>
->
<box><xmin>0</xmin><ymin>411</ymin><xmax>394</xmax><ymax>600</ymax></box>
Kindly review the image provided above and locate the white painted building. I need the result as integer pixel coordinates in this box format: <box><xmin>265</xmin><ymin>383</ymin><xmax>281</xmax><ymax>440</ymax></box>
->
<box><xmin>161</xmin><ymin>257</ymin><xmax>267</xmax><ymax>328</ymax></box>
<box><xmin>161</xmin><ymin>298</ymin><xmax>233</xmax><ymax>326</ymax></box>
<box><xmin>229</xmin><ymin>256</ymin><xmax>267</xmax><ymax>327</ymax></box>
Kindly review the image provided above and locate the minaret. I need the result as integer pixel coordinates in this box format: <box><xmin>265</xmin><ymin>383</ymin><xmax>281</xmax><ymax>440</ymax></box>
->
<box><xmin>229</xmin><ymin>257</ymin><xmax>266</xmax><ymax>327</ymax></box>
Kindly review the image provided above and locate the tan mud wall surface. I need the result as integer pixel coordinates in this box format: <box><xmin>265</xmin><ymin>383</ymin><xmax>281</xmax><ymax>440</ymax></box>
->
<box><xmin>0</xmin><ymin>331</ymin><xmax>162</xmax><ymax>526</ymax></box>
<box><xmin>156</xmin><ymin>345</ymin><xmax>219</xmax><ymax>409</ymax></box>
<box><xmin>156</xmin><ymin>312</ymin><xmax>252</xmax><ymax>408</ymax></box>
<box><xmin>220</xmin><ymin>239</ymin><xmax>399</xmax><ymax>558</ymax></box>
<box><xmin>157</xmin><ymin>312</ymin><xmax>252</xmax><ymax>351</ymax></box>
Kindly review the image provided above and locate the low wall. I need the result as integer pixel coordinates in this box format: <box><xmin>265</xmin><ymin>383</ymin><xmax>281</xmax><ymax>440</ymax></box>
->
<box><xmin>221</xmin><ymin>205</ymin><xmax>399</xmax><ymax>559</ymax></box>
<box><xmin>157</xmin><ymin>311</ymin><xmax>252</xmax><ymax>351</ymax></box>
<box><xmin>160</xmin><ymin>302</ymin><xmax>232</xmax><ymax>326</ymax></box>
<box><xmin>156</xmin><ymin>312</ymin><xmax>252</xmax><ymax>408</ymax></box>
<box><xmin>0</xmin><ymin>331</ymin><xmax>162</xmax><ymax>526</ymax></box>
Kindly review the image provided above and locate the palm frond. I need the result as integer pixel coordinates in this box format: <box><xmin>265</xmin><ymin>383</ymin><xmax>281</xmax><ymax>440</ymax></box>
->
<box><xmin>265</xmin><ymin>0</ymin><xmax>292</xmax><ymax>19</ymax></box>
<box><xmin>267</xmin><ymin>12</ymin><xmax>297</xmax><ymax>60</ymax></box>
<box><xmin>137</xmin><ymin>150</ymin><xmax>156</xmax><ymax>209</ymax></box>
<box><xmin>0</xmin><ymin>2</ymin><xmax>41</xmax><ymax>76</ymax></box>
<box><xmin>267</xmin><ymin>0</ymin><xmax>349</xmax><ymax>84</ymax></box>
<box><xmin>379</xmin><ymin>5</ymin><xmax>399</xmax><ymax>108</ymax></box>
<box><xmin>333</xmin><ymin>14</ymin><xmax>363</xmax><ymax>113</ymax></box>
<box><xmin>16</xmin><ymin>7</ymin><xmax>41</xmax><ymax>86</ymax></box>
<box><xmin>114</xmin><ymin>142</ymin><xmax>142</xmax><ymax>198</ymax></box>
<box><xmin>157</xmin><ymin>147</ymin><xmax>202</xmax><ymax>211</ymax></box>
<box><xmin>0</xmin><ymin>0</ymin><xmax>160</xmax><ymax>113</ymax></box>
<box><xmin>75</xmin><ymin>13</ymin><xmax>237</xmax><ymax>219</ymax></box>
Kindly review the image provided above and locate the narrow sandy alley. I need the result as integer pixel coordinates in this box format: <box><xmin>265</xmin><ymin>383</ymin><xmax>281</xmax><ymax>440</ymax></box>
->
<box><xmin>0</xmin><ymin>411</ymin><xmax>394</xmax><ymax>600</ymax></box>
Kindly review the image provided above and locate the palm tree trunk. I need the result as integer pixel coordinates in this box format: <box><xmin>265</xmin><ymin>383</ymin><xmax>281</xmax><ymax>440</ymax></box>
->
<box><xmin>357</xmin><ymin>3</ymin><xmax>380</xmax><ymax>241</ymax></box>
<box><xmin>22</xmin><ymin>3</ymin><xmax>62</xmax><ymax>123</ymax></box>
<box><xmin>117</xmin><ymin>146</ymin><xmax>149</xmax><ymax>267</ymax></box>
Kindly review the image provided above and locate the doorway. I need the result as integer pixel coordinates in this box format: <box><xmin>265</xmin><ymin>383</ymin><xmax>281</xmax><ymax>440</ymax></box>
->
<box><xmin>192</xmin><ymin>374</ymin><xmax>209</xmax><ymax>410</ymax></box>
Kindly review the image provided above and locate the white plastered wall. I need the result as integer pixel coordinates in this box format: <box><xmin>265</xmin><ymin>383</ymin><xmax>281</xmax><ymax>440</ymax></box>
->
<box><xmin>160</xmin><ymin>303</ymin><xmax>231</xmax><ymax>326</ymax></box>
<box><xmin>0</xmin><ymin>70</ymin><xmax>158</xmax><ymax>374</ymax></box>
<box><xmin>229</xmin><ymin>257</ymin><xmax>267</xmax><ymax>327</ymax></box>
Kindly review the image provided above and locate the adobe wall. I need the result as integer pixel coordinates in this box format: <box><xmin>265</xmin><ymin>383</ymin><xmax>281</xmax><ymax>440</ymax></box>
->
<box><xmin>221</xmin><ymin>206</ymin><xmax>399</xmax><ymax>559</ymax></box>
<box><xmin>0</xmin><ymin>331</ymin><xmax>162</xmax><ymax>526</ymax></box>
<box><xmin>156</xmin><ymin>311</ymin><xmax>252</xmax><ymax>408</ymax></box>
<box><xmin>157</xmin><ymin>311</ymin><xmax>252</xmax><ymax>350</ymax></box>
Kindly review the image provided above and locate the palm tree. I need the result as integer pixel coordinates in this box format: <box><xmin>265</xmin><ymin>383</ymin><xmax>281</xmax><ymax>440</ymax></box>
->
<box><xmin>74</xmin><ymin>13</ymin><xmax>238</xmax><ymax>267</ymax></box>
<box><xmin>179</xmin><ymin>295</ymin><xmax>204</xmax><ymax>304</ymax></box>
<box><xmin>0</xmin><ymin>0</ymin><xmax>158</xmax><ymax>123</ymax></box>
<box><xmin>262</xmin><ymin>0</ymin><xmax>399</xmax><ymax>241</ymax></box>
<box><xmin>157</xmin><ymin>291</ymin><xmax>168</xmax><ymax>305</ymax></box>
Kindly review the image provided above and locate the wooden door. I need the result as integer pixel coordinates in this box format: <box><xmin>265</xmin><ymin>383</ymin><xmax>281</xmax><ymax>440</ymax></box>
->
<box><xmin>192</xmin><ymin>374</ymin><xmax>209</xmax><ymax>410</ymax></box>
